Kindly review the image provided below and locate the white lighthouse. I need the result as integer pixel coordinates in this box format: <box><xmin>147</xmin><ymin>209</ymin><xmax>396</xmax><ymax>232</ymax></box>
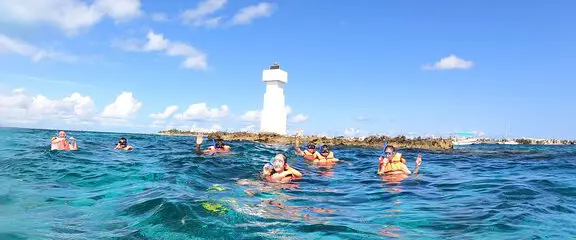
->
<box><xmin>260</xmin><ymin>62</ymin><xmax>288</xmax><ymax>135</ymax></box>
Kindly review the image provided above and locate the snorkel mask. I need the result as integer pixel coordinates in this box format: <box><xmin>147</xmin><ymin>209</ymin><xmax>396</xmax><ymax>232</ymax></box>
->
<box><xmin>307</xmin><ymin>142</ymin><xmax>316</xmax><ymax>152</ymax></box>
<box><xmin>213</xmin><ymin>138</ymin><xmax>225</xmax><ymax>149</ymax></box>
<box><xmin>272</xmin><ymin>155</ymin><xmax>286</xmax><ymax>171</ymax></box>
<box><xmin>320</xmin><ymin>145</ymin><xmax>329</xmax><ymax>154</ymax></box>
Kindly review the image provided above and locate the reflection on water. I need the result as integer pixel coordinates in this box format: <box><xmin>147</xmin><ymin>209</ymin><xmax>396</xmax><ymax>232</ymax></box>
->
<box><xmin>1</xmin><ymin>127</ymin><xmax>576</xmax><ymax>239</ymax></box>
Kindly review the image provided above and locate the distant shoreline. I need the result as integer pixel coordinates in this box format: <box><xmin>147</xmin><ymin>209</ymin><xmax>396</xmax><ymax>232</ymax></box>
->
<box><xmin>158</xmin><ymin>130</ymin><xmax>455</xmax><ymax>150</ymax></box>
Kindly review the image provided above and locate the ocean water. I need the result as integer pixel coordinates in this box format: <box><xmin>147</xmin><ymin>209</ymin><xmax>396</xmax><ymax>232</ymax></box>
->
<box><xmin>1</xmin><ymin>128</ymin><xmax>575</xmax><ymax>240</ymax></box>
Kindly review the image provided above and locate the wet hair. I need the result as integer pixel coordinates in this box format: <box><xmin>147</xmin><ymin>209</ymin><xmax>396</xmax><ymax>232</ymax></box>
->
<box><xmin>118</xmin><ymin>137</ymin><xmax>127</xmax><ymax>146</ymax></box>
<box><xmin>385</xmin><ymin>145</ymin><xmax>396</xmax><ymax>152</ymax></box>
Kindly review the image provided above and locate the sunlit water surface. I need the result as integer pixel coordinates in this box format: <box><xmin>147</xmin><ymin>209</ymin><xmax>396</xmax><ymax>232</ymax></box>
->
<box><xmin>1</xmin><ymin>128</ymin><xmax>575</xmax><ymax>239</ymax></box>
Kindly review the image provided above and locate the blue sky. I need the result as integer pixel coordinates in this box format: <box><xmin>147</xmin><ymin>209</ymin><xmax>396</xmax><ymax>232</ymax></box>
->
<box><xmin>0</xmin><ymin>0</ymin><xmax>574</xmax><ymax>139</ymax></box>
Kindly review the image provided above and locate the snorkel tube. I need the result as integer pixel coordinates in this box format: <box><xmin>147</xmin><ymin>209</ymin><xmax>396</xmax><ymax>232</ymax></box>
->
<box><xmin>380</xmin><ymin>141</ymin><xmax>388</xmax><ymax>157</ymax></box>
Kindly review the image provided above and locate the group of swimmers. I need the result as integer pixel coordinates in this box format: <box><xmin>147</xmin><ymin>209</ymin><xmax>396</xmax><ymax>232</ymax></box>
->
<box><xmin>51</xmin><ymin>128</ymin><xmax>423</xmax><ymax>183</ymax></box>
<box><xmin>50</xmin><ymin>130</ymin><xmax>133</xmax><ymax>151</ymax></box>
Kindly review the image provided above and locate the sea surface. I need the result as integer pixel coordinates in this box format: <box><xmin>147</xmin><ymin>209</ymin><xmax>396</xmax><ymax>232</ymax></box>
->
<box><xmin>1</xmin><ymin>127</ymin><xmax>575</xmax><ymax>240</ymax></box>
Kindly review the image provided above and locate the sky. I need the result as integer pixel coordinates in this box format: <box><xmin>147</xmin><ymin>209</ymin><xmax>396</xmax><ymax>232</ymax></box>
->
<box><xmin>0</xmin><ymin>0</ymin><xmax>575</xmax><ymax>139</ymax></box>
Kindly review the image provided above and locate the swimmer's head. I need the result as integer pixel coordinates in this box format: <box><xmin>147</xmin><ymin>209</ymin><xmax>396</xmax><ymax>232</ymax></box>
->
<box><xmin>384</xmin><ymin>145</ymin><xmax>396</xmax><ymax>158</ymax></box>
<box><xmin>58</xmin><ymin>130</ymin><xmax>66</xmax><ymax>138</ymax></box>
<box><xmin>272</xmin><ymin>153</ymin><xmax>287</xmax><ymax>172</ymax></box>
<box><xmin>320</xmin><ymin>145</ymin><xmax>330</xmax><ymax>156</ymax></box>
<box><xmin>215</xmin><ymin>138</ymin><xmax>225</xmax><ymax>149</ymax></box>
<box><xmin>307</xmin><ymin>143</ymin><xmax>316</xmax><ymax>153</ymax></box>
<box><xmin>119</xmin><ymin>137</ymin><xmax>127</xmax><ymax>145</ymax></box>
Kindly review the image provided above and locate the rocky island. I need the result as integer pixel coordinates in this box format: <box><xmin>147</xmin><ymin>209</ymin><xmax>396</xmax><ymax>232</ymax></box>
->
<box><xmin>158</xmin><ymin>129</ymin><xmax>454</xmax><ymax>150</ymax></box>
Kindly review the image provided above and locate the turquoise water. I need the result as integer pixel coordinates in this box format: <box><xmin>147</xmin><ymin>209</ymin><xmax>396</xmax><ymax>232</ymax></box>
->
<box><xmin>1</xmin><ymin>127</ymin><xmax>575</xmax><ymax>239</ymax></box>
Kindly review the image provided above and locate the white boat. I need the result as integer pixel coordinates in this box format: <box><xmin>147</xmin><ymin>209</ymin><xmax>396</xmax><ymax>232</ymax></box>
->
<box><xmin>500</xmin><ymin>139</ymin><xmax>519</xmax><ymax>145</ymax></box>
<box><xmin>452</xmin><ymin>138</ymin><xmax>480</xmax><ymax>146</ymax></box>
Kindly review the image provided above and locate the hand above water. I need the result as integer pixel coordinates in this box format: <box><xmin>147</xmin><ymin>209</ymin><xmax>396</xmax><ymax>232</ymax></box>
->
<box><xmin>295</xmin><ymin>128</ymin><xmax>303</xmax><ymax>137</ymax></box>
<box><xmin>196</xmin><ymin>133</ymin><xmax>204</xmax><ymax>145</ymax></box>
<box><xmin>416</xmin><ymin>154</ymin><xmax>422</xmax><ymax>166</ymax></box>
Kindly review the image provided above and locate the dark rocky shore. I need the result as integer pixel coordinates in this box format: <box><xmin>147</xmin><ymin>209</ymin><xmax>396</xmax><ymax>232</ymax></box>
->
<box><xmin>159</xmin><ymin>130</ymin><xmax>454</xmax><ymax>150</ymax></box>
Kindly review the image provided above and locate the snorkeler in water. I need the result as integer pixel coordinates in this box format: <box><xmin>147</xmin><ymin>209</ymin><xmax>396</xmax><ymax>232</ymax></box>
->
<box><xmin>377</xmin><ymin>145</ymin><xmax>422</xmax><ymax>175</ymax></box>
<box><xmin>316</xmin><ymin>144</ymin><xmax>339</xmax><ymax>163</ymax></box>
<box><xmin>115</xmin><ymin>137</ymin><xmax>134</xmax><ymax>150</ymax></box>
<box><xmin>262</xmin><ymin>153</ymin><xmax>302</xmax><ymax>182</ymax></box>
<box><xmin>294</xmin><ymin>129</ymin><xmax>323</xmax><ymax>161</ymax></box>
<box><xmin>195</xmin><ymin>133</ymin><xmax>231</xmax><ymax>154</ymax></box>
<box><xmin>50</xmin><ymin>130</ymin><xmax>78</xmax><ymax>151</ymax></box>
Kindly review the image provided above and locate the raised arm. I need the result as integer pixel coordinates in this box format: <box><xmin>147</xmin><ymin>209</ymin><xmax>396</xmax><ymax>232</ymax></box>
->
<box><xmin>294</xmin><ymin>129</ymin><xmax>304</xmax><ymax>156</ymax></box>
<box><xmin>413</xmin><ymin>154</ymin><xmax>422</xmax><ymax>174</ymax></box>
<box><xmin>195</xmin><ymin>133</ymin><xmax>204</xmax><ymax>154</ymax></box>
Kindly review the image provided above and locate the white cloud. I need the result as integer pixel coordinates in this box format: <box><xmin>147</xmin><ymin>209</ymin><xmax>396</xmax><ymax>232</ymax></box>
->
<box><xmin>150</xmin><ymin>12</ymin><xmax>168</xmax><ymax>22</ymax></box>
<box><xmin>290</xmin><ymin>114</ymin><xmax>308</xmax><ymax>123</ymax></box>
<box><xmin>0</xmin><ymin>88</ymin><xmax>96</xmax><ymax>124</ymax></box>
<box><xmin>174</xmin><ymin>103</ymin><xmax>229</xmax><ymax>121</ymax></box>
<box><xmin>422</xmin><ymin>54</ymin><xmax>474</xmax><ymax>70</ymax></box>
<box><xmin>230</xmin><ymin>2</ymin><xmax>275</xmax><ymax>25</ymax></box>
<box><xmin>150</xmin><ymin>105</ymin><xmax>179</xmax><ymax>120</ymax></box>
<box><xmin>241</xmin><ymin>110</ymin><xmax>261</xmax><ymax>122</ymax></box>
<box><xmin>143</xmin><ymin>31</ymin><xmax>169</xmax><ymax>51</ymax></box>
<box><xmin>190</xmin><ymin>123</ymin><xmax>223</xmax><ymax>133</ymax></box>
<box><xmin>356</xmin><ymin>116</ymin><xmax>369</xmax><ymax>121</ymax></box>
<box><xmin>181</xmin><ymin>0</ymin><xmax>226</xmax><ymax>28</ymax></box>
<box><xmin>344</xmin><ymin>128</ymin><xmax>360</xmax><ymax>137</ymax></box>
<box><xmin>0</xmin><ymin>0</ymin><xmax>142</xmax><ymax>35</ymax></box>
<box><xmin>0</xmin><ymin>34</ymin><xmax>78</xmax><ymax>62</ymax></box>
<box><xmin>100</xmin><ymin>91</ymin><xmax>142</xmax><ymax>119</ymax></box>
<box><xmin>114</xmin><ymin>30</ymin><xmax>208</xmax><ymax>70</ymax></box>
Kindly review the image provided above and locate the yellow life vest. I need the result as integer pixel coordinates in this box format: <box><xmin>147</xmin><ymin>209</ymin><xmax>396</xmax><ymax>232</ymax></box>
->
<box><xmin>303</xmin><ymin>150</ymin><xmax>314</xmax><ymax>155</ymax></box>
<box><xmin>324</xmin><ymin>152</ymin><xmax>334</xmax><ymax>159</ymax></box>
<box><xmin>383</xmin><ymin>153</ymin><xmax>406</xmax><ymax>173</ymax></box>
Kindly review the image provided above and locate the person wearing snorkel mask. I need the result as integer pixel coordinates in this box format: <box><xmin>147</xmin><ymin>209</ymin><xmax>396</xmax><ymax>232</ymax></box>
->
<box><xmin>317</xmin><ymin>145</ymin><xmax>339</xmax><ymax>162</ymax></box>
<box><xmin>115</xmin><ymin>137</ymin><xmax>134</xmax><ymax>150</ymax></box>
<box><xmin>294</xmin><ymin>129</ymin><xmax>322</xmax><ymax>161</ymax></box>
<box><xmin>262</xmin><ymin>153</ymin><xmax>302</xmax><ymax>182</ymax></box>
<box><xmin>50</xmin><ymin>130</ymin><xmax>78</xmax><ymax>150</ymax></box>
<box><xmin>377</xmin><ymin>145</ymin><xmax>422</xmax><ymax>175</ymax></box>
<box><xmin>195</xmin><ymin>133</ymin><xmax>231</xmax><ymax>154</ymax></box>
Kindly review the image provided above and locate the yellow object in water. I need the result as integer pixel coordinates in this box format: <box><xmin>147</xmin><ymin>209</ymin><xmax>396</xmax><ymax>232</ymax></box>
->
<box><xmin>207</xmin><ymin>184</ymin><xmax>227</xmax><ymax>192</ymax></box>
<box><xmin>384</xmin><ymin>153</ymin><xmax>407</xmax><ymax>173</ymax></box>
<box><xmin>201</xmin><ymin>202</ymin><xmax>229</xmax><ymax>215</ymax></box>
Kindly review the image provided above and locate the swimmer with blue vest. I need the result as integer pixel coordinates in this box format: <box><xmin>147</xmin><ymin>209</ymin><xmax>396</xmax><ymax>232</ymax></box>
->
<box><xmin>195</xmin><ymin>133</ymin><xmax>231</xmax><ymax>154</ymax></box>
<box><xmin>262</xmin><ymin>153</ymin><xmax>302</xmax><ymax>182</ymax></box>
<box><xmin>377</xmin><ymin>144</ymin><xmax>422</xmax><ymax>175</ymax></box>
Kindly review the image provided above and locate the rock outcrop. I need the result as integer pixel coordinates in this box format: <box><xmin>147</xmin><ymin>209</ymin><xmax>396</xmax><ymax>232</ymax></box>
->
<box><xmin>159</xmin><ymin>130</ymin><xmax>454</xmax><ymax>150</ymax></box>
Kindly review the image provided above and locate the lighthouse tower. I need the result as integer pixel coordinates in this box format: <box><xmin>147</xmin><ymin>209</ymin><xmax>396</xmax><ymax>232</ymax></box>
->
<box><xmin>260</xmin><ymin>62</ymin><xmax>288</xmax><ymax>135</ymax></box>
